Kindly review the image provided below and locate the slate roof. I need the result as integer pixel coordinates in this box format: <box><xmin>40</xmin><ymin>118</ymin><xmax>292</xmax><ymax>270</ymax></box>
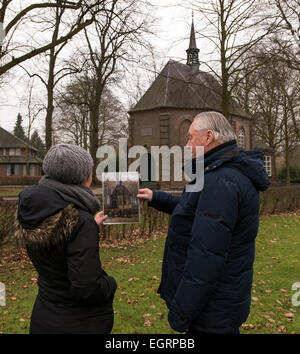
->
<box><xmin>252</xmin><ymin>137</ymin><xmax>275</xmax><ymax>154</ymax></box>
<box><xmin>129</xmin><ymin>60</ymin><xmax>250</xmax><ymax>119</ymax></box>
<box><xmin>0</xmin><ymin>126</ymin><xmax>38</xmax><ymax>151</ymax></box>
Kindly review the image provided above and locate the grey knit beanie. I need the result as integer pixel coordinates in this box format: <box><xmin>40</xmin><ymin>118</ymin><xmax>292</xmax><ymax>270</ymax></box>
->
<box><xmin>42</xmin><ymin>144</ymin><xmax>93</xmax><ymax>184</ymax></box>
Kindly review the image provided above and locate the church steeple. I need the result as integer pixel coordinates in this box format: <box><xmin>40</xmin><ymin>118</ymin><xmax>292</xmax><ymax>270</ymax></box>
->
<box><xmin>186</xmin><ymin>13</ymin><xmax>199</xmax><ymax>70</ymax></box>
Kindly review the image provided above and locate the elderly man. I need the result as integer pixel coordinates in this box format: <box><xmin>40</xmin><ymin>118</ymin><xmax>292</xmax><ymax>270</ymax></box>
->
<box><xmin>137</xmin><ymin>111</ymin><xmax>270</xmax><ymax>334</ymax></box>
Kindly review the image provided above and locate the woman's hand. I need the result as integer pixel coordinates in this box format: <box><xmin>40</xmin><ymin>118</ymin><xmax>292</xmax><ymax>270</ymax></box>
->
<box><xmin>136</xmin><ymin>188</ymin><xmax>153</xmax><ymax>205</ymax></box>
<box><xmin>94</xmin><ymin>211</ymin><xmax>108</xmax><ymax>226</ymax></box>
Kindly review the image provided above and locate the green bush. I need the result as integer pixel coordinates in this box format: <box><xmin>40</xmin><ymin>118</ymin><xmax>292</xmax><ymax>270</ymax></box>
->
<box><xmin>0</xmin><ymin>201</ymin><xmax>17</xmax><ymax>256</ymax></box>
<box><xmin>277</xmin><ymin>166</ymin><xmax>300</xmax><ymax>183</ymax></box>
<box><xmin>0</xmin><ymin>176</ymin><xmax>41</xmax><ymax>186</ymax></box>
<box><xmin>260</xmin><ymin>185</ymin><xmax>300</xmax><ymax>215</ymax></box>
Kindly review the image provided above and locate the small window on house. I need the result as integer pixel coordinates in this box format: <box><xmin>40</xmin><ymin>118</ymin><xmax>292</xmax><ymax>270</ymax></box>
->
<box><xmin>7</xmin><ymin>164</ymin><xmax>18</xmax><ymax>176</ymax></box>
<box><xmin>30</xmin><ymin>164</ymin><xmax>35</xmax><ymax>176</ymax></box>
<box><xmin>15</xmin><ymin>148</ymin><xmax>21</xmax><ymax>156</ymax></box>
<box><xmin>264</xmin><ymin>156</ymin><xmax>272</xmax><ymax>177</ymax></box>
<box><xmin>9</xmin><ymin>148</ymin><xmax>16</xmax><ymax>156</ymax></box>
<box><xmin>238</xmin><ymin>128</ymin><xmax>245</xmax><ymax>149</ymax></box>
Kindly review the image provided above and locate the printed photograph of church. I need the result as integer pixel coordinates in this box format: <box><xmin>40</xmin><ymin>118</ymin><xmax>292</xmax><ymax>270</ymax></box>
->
<box><xmin>128</xmin><ymin>19</ymin><xmax>275</xmax><ymax>190</ymax></box>
<box><xmin>102</xmin><ymin>172</ymin><xmax>139</xmax><ymax>224</ymax></box>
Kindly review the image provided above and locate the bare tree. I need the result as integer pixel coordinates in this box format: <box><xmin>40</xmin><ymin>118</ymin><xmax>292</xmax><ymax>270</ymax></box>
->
<box><xmin>0</xmin><ymin>1</ymin><xmax>105</xmax><ymax>78</ymax></box>
<box><xmin>20</xmin><ymin>6</ymin><xmax>85</xmax><ymax>151</ymax></box>
<box><xmin>74</xmin><ymin>0</ymin><xmax>154</xmax><ymax>179</ymax></box>
<box><xmin>233</xmin><ymin>47</ymin><xmax>300</xmax><ymax>183</ymax></box>
<box><xmin>269</xmin><ymin>0</ymin><xmax>300</xmax><ymax>71</ymax></box>
<box><xmin>181</xmin><ymin>0</ymin><xmax>281</xmax><ymax>119</ymax></box>
<box><xmin>21</xmin><ymin>78</ymin><xmax>44</xmax><ymax>175</ymax></box>
<box><xmin>54</xmin><ymin>76</ymin><xmax>127</xmax><ymax>148</ymax></box>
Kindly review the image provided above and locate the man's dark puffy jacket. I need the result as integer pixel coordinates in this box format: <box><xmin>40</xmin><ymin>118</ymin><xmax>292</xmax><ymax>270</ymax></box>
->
<box><xmin>15</xmin><ymin>185</ymin><xmax>117</xmax><ymax>334</ymax></box>
<box><xmin>149</xmin><ymin>140</ymin><xmax>270</xmax><ymax>334</ymax></box>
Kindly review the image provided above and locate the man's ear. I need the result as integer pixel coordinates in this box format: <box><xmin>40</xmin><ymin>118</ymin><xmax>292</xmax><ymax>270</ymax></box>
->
<box><xmin>206</xmin><ymin>130</ymin><xmax>215</xmax><ymax>144</ymax></box>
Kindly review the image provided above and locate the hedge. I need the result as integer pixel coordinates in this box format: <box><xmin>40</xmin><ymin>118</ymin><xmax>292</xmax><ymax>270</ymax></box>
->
<box><xmin>0</xmin><ymin>176</ymin><xmax>41</xmax><ymax>186</ymax></box>
<box><xmin>0</xmin><ymin>185</ymin><xmax>300</xmax><ymax>253</ymax></box>
<box><xmin>259</xmin><ymin>184</ymin><xmax>300</xmax><ymax>215</ymax></box>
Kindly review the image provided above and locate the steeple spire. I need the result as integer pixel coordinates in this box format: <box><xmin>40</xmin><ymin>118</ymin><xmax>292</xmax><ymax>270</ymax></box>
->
<box><xmin>186</xmin><ymin>13</ymin><xmax>199</xmax><ymax>70</ymax></box>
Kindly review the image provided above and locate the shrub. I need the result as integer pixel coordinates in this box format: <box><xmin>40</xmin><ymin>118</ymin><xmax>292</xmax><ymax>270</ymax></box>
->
<box><xmin>260</xmin><ymin>185</ymin><xmax>300</xmax><ymax>215</ymax></box>
<box><xmin>277</xmin><ymin>166</ymin><xmax>300</xmax><ymax>183</ymax></box>
<box><xmin>0</xmin><ymin>201</ymin><xmax>17</xmax><ymax>259</ymax></box>
<box><xmin>0</xmin><ymin>176</ymin><xmax>41</xmax><ymax>186</ymax></box>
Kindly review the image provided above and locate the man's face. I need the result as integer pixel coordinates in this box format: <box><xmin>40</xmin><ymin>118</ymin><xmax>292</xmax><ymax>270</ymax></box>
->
<box><xmin>186</xmin><ymin>122</ymin><xmax>207</xmax><ymax>158</ymax></box>
<box><xmin>186</xmin><ymin>120</ymin><xmax>218</xmax><ymax>158</ymax></box>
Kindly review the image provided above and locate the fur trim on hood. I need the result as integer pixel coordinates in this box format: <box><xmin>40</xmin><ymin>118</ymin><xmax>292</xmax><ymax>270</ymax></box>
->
<box><xmin>14</xmin><ymin>204</ymin><xmax>79</xmax><ymax>248</ymax></box>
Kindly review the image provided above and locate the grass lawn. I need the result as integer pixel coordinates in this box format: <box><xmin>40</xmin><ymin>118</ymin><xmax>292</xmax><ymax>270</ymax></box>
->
<box><xmin>0</xmin><ymin>187</ymin><xmax>23</xmax><ymax>197</ymax></box>
<box><xmin>0</xmin><ymin>213</ymin><xmax>299</xmax><ymax>334</ymax></box>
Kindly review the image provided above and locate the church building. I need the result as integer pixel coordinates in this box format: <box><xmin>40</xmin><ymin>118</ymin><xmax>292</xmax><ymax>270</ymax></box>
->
<box><xmin>128</xmin><ymin>19</ymin><xmax>275</xmax><ymax>189</ymax></box>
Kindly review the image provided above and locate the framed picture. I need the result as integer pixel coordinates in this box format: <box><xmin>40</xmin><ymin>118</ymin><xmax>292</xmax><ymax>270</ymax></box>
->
<box><xmin>102</xmin><ymin>172</ymin><xmax>140</xmax><ymax>225</ymax></box>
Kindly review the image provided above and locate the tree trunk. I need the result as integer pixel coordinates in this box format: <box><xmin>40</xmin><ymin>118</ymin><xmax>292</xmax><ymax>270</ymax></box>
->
<box><xmin>283</xmin><ymin>104</ymin><xmax>290</xmax><ymax>186</ymax></box>
<box><xmin>89</xmin><ymin>105</ymin><xmax>100</xmax><ymax>181</ymax></box>
<box><xmin>220</xmin><ymin>4</ymin><xmax>231</xmax><ymax>121</ymax></box>
<box><xmin>45</xmin><ymin>86</ymin><xmax>54</xmax><ymax>151</ymax></box>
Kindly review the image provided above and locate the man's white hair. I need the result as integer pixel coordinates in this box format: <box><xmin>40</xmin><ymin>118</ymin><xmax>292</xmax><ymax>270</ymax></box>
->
<box><xmin>193</xmin><ymin>111</ymin><xmax>237</xmax><ymax>143</ymax></box>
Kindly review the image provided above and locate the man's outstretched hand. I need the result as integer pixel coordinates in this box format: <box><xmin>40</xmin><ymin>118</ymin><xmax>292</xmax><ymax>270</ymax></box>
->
<box><xmin>136</xmin><ymin>188</ymin><xmax>153</xmax><ymax>205</ymax></box>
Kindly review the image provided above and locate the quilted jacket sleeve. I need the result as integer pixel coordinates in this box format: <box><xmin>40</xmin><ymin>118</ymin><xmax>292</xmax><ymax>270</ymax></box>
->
<box><xmin>148</xmin><ymin>190</ymin><xmax>181</xmax><ymax>214</ymax></box>
<box><xmin>168</xmin><ymin>176</ymin><xmax>239</xmax><ymax>332</ymax></box>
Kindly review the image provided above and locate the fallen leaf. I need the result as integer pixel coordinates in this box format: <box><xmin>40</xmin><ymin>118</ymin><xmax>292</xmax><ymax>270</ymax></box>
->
<box><xmin>144</xmin><ymin>320</ymin><xmax>152</xmax><ymax>327</ymax></box>
<box><xmin>128</xmin><ymin>277</ymin><xmax>139</xmax><ymax>282</ymax></box>
<box><xmin>284</xmin><ymin>313</ymin><xmax>295</xmax><ymax>318</ymax></box>
<box><xmin>142</xmin><ymin>313</ymin><xmax>151</xmax><ymax>318</ymax></box>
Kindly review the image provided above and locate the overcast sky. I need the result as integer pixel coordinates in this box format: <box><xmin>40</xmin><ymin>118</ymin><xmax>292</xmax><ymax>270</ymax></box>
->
<box><xmin>0</xmin><ymin>1</ymin><xmax>198</xmax><ymax>134</ymax></box>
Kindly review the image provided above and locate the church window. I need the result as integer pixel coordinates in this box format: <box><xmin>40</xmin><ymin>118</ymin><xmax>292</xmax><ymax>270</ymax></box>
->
<box><xmin>238</xmin><ymin>128</ymin><xmax>245</xmax><ymax>149</ymax></box>
<box><xmin>264</xmin><ymin>156</ymin><xmax>272</xmax><ymax>177</ymax></box>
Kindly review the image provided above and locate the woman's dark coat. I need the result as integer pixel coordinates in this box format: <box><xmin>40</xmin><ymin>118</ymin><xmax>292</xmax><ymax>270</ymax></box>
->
<box><xmin>15</xmin><ymin>185</ymin><xmax>117</xmax><ymax>334</ymax></box>
<box><xmin>149</xmin><ymin>140</ymin><xmax>270</xmax><ymax>334</ymax></box>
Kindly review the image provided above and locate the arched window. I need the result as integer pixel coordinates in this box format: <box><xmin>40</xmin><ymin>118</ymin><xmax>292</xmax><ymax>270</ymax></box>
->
<box><xmin>238</xmin><ymin>128</ymin><xmax>245</xmax><ymax>149</ymax></box>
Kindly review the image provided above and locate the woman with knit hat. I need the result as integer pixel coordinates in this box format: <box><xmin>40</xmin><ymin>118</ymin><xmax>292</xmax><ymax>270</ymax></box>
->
<box><xmin>15</xmin><ymin>144</ymin><xmax>117</xmax><ymax>334</ymax></box>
